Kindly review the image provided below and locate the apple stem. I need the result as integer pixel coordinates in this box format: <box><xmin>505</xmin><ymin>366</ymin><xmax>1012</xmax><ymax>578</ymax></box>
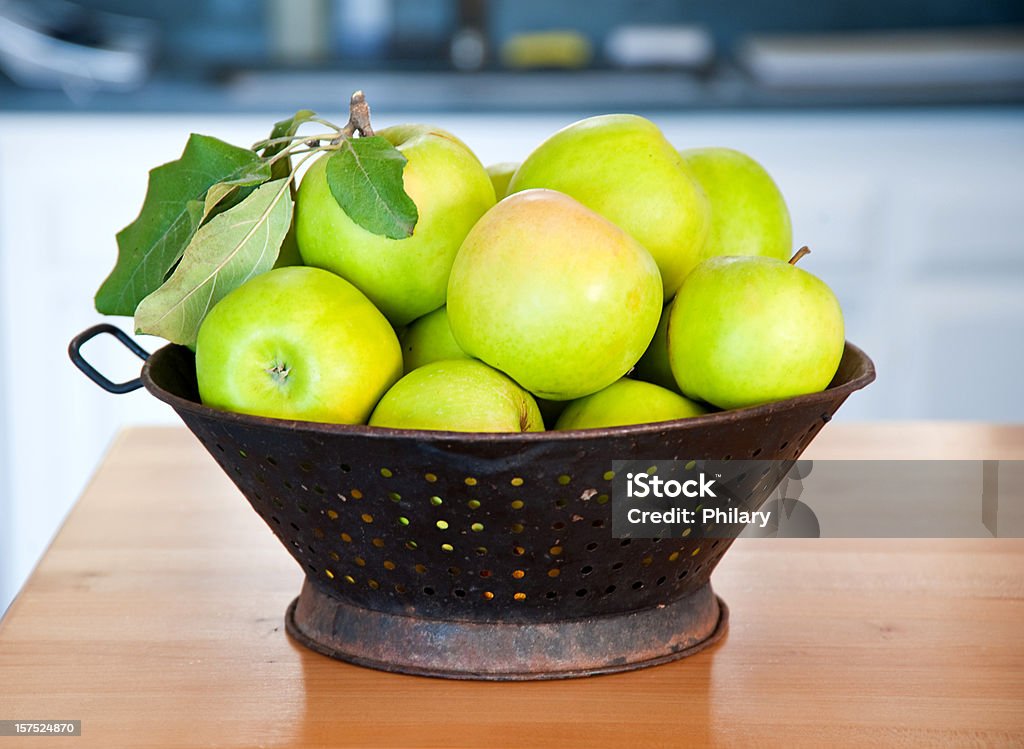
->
<box><xmin>337</xmin><ymin>91</ymin><xmax>375</xmax><ymax>140</ymax></box>
<box><xmin>788</xmin><ymin>246</ymin><xmax>811</xmax><ymax>266</ymax></box>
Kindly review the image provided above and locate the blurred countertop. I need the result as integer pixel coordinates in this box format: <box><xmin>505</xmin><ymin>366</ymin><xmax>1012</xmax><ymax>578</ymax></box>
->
<box><xmin>1</xmin><ymin>424</ymin><xmax>1022</xmax><ymax>747</ymax></box>
<box><xmin>3</xmin><ymin>68</ymin><xmax>1024</xmax><ymax>114</ymax></box>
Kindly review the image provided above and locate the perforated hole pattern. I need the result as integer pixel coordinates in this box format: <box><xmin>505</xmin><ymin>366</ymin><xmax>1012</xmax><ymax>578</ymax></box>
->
<box><xmin>144</xmin><ymin>344</ymin><xmax>871</xmax><ymax>624</ymax></box>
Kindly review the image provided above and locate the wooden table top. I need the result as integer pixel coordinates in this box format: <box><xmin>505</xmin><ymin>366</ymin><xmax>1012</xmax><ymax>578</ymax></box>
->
<box><xmin>1</xmin><ymin>423</ymin><xmax>1022</xmax><ymax>748</ymax></box>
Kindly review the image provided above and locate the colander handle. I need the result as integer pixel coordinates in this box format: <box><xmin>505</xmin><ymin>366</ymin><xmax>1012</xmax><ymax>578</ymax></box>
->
<box><xmin>68</xmin><ymin>324</ymin><xmax>151</xmax><ymax>394</ymax></box>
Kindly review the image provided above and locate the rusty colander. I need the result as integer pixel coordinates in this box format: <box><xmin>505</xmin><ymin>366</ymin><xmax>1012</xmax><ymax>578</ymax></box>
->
<box><xmin>70</xmin><ymin>325</ymin><xmax>874</xmax><ymax>680</ymax></box>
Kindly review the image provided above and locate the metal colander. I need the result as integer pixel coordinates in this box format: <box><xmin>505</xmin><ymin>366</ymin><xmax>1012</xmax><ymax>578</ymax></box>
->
<box><xmin>70</xmin><ymin>325</ymin><xmax>874</xmax><ymax>679</ymax></box>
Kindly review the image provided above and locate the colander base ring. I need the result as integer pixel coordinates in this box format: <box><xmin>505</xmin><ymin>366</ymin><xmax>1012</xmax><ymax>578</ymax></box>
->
<box><xmin>285</xmin><ymin>578</ymin><xmax>728</xmax><ymax>680</ymax></box>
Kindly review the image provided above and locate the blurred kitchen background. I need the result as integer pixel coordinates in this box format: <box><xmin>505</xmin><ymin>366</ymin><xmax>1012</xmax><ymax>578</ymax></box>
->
<box><xmin>0</xmin><ymin>0</ymin><xmax>1022</xmax><ymax>614</ymax></box>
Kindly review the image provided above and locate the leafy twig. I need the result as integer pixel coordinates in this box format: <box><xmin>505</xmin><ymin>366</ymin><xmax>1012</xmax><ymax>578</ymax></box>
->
<box><xmin>252</xmin><ymin>131</ymin><xmax>338</xmax><ymax>152</ymax></box>
<box><xmin>96</xmin><ymin>90</ymin><xmax>420</xmax><ymax>342</ymax></box>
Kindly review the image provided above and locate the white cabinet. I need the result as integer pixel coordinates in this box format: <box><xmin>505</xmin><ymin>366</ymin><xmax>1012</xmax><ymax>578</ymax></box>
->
<box><xmin>0</xmin><ymin>115</ymin><xmax>274</xmax><ymax>611</ymax></box>
<box><xmin>1</xmin><ymin>108</ymin><xmax>1022</xmax><ymax>612</ymax></box>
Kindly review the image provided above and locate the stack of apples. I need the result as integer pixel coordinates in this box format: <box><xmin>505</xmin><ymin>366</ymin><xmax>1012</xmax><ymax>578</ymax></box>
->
<box><xmin>196</xmin><ymin>114</ymin><xmax>845</xmax><ymax>432</ymax></box>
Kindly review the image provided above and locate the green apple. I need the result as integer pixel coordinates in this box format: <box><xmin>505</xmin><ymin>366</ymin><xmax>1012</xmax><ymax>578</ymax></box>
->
<box><xmin>195</xmin><ymin>266</ymin><xmax>402</xmax><ymax>424</ymax></box>
<box><xmin>632</xmin><ymin>301</ymin><xmax>678</xmax><ymax>392</ymax></box>
<box><xmin>295</xmin><ymin>125</ymin><xmax>496</xmax><ymax>326</ymax></box>
<box><xmin>667</xmin><ymin>253</ymin><xmax>844</xmax><ymax>410</ymax></box>
<box><xmin>399</xmin><ymin>306</ymin><xmax>469</xmax><ymax>373</ymax></box>
<box><xmin>369</xmin><ymin>359</ymin><xmax>544</xmax><ymax>432</ymax></box>
<box><xmin>447</xmin><ymin>189</ymin><xmax>663</xmax><ymax>401</ymax></box>
<box><xmin>507</xmin><ymin>114</ymin><xmax>709</xmax><ymax>296</ymax></box>
<box><xmin>555</xmin><ymin>378</ymin><xmax>708</xmax><ymax>430</ymax></box>
<box><xmin>272</xmin><ymin>224</ymin><xmax>303</xmax><ymax>268</ymax></box>
<box><xmin>680</xmin><ymin>147</ymin><xmax>792</xmax><ymax>265</ymax></box>
<box><xmin>485</xmin><ymin>162</ymin><xmax>519</xmax><ymax>199</ymax></box>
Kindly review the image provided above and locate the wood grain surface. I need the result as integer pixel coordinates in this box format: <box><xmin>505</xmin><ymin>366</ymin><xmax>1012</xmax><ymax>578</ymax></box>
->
<box><xmin>1</xmin><ymin>424</ymin><xmax>1022</xmax><ymax>748</ymax></box>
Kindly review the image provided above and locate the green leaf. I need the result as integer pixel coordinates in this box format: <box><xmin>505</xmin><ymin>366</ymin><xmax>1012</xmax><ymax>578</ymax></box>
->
<box><xmin>95</xmin><ymin>134</ymin><xmax>271</xmax><ymax>316</ymax></box>
<box><xmin>325</xmin><ymin>136</ymin><xmax>418</xmax><ymax>240</ymax></box>
<box><xmin>133</xmin><ymin>178</ymin><xmax>294</xmax><ymax>346</ymax></box>
<box><xmin>265</xmin><ymin>110</ymin><xmax>316</xmax><ymax>151</ymax></box>
<box><xmin>203</xmin><ymin>181</ymin><xmax>270</xmax><ymax>225</ymax></box>
<box><xmin>202</xmin><ymin>183</ymin><xmax>239</xmax><ymax>222</ymax></box>
<box><xmin>264</xmin><ymin>109</ymin><xmax>316</xmax><ymax>180</ymax></box>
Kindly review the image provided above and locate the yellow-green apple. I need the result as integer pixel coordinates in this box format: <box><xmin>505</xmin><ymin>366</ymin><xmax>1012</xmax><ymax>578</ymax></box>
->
<box><xmin>447</xmin><ymin>189</ymin><xmax>663</xmax><ymax>400</ymax></box>
<box><xmin>633</xmin><ymin>301</ymin><xmax>678</xmax><ymax>392</ymax></box>
<box><xmin>680</xmin><ymin>147</ymin><xmax>792</xmax><ymax>264</ymax></box>
<box><xmin>399</xmin><ymin>306</ymin><xmax>469</xmax><ymax>373</ymax></box>
<box><xmin>295</xmin><ymin>125</ymin><xmax>496</xmax><ymax>326</ymax></box>
<box><xmin>555</xmin><ymin>378</ymin><xmax>707</xmax><ymax>429</ymax></box>
<box><xmin>369</xmin><ymin>359</ymin><xmax>543</xmax><ymax>432</ymax></box>
<box><xmin>195</xmin><ymin>267</ymin><xmax>401</xmax><ymax>424</ymax></box>
<box><xmin>485</xmin><ymin>162</ymin><xmax>519</xmax><ymax>199</ymax></box>
<box><xmin>507</xmin><ymin>114</ymin><xmax>709</xmax><ymax>296</ymax></box>
<box><xmin>667</xmin><ymin>253</ymin><xmax>844</xmax><ymax>410</ymax></box>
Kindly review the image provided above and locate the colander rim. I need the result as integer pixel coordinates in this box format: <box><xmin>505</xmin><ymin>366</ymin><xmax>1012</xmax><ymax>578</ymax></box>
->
<box><xmin>141</xmin><ymin>340</ymin><xmax>875</xmax><ymax>443</ymax></box>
